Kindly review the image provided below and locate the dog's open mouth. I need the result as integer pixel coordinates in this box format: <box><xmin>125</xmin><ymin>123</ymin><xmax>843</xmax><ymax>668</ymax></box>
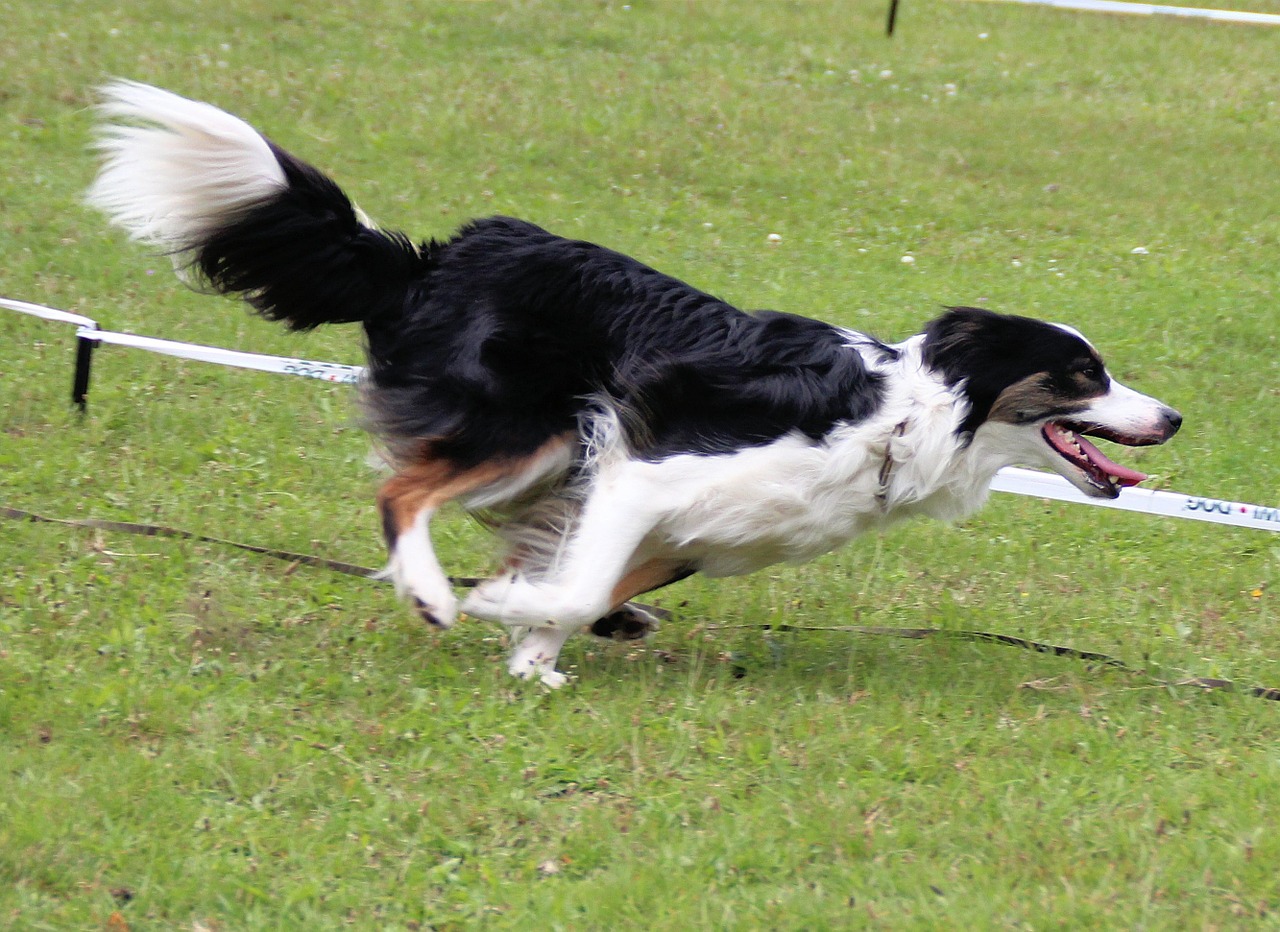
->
<box><xmin>1041</xmin><ymin>421</ymin><xmax>1148</xmax><ymax>498</ymax></box>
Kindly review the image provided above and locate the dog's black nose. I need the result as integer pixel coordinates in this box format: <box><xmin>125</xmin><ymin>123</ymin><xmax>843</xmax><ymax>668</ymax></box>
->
<box><xmin>1161</xmin><ymin>407</ymin><xmax>1183</xmax><ymax>438</ymax></box>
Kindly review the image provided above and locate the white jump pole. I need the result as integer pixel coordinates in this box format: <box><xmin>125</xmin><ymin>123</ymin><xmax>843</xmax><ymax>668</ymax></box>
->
<box><xmin>5</xmin><ymin>296</ymin><xmax>1278</xmax><ymax>533</ymax></box>
<box><xmin>960</xmin><ymin>0</ymin><xmax>1280</xmax><ymax>27</ymax></box>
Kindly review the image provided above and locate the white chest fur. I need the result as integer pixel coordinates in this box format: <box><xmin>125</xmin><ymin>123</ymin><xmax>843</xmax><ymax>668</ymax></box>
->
<box><xmin>612</xmin><ymin>343</ymin><xmax>998</xmax><ymax>577</ymax></box>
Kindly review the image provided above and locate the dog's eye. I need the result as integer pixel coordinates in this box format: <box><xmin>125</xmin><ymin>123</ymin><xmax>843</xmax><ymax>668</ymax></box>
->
<box><xmin>1077</xmin><ymin>364</ymin><xmax>1102</xmax><ymax>380</ymax></box>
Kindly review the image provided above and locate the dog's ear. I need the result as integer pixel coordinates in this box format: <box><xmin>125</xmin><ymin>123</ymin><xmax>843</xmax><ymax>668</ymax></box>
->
<box><xmin>921</xmin><ymin>307</ymin><xmax>1002</xmax><ymax>377</ymax></box>
<box><xmin>923</xmin><ymin>307</ymin><xmax>1025</xmax><ymax>436</ymax></box>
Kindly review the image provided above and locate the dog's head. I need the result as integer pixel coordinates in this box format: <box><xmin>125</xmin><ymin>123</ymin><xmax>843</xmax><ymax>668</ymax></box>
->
<box><xmin>922</xmin><ymin>307</ymin><xmax>1181</xmax><ymax>499</ymax></box>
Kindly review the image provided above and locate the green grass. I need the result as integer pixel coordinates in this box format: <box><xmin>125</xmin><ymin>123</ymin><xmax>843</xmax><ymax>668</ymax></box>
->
<box><xmin>3</xmin><ymin>0</ymin><xmax>1280</xmax><ymax>927</ymax></box>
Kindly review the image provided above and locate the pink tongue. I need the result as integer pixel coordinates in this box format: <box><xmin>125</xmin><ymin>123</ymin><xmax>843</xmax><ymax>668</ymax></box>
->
<box><xmin>1074</xmin><ymin>433</ymin><xmax>1147</xmax><ymax>487</ymax></box>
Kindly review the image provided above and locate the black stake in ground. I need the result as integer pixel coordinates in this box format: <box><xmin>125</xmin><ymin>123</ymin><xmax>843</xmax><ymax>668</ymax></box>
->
<box><xmin>71</xmin><ymin>332</ymin><xmax>97</xmax><ymax>413</ymax></box>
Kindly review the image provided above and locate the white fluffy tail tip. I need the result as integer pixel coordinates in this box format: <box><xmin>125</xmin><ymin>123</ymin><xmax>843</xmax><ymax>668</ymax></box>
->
<box><xmin>87</xmin><ymin>80</ymin><xmax>287</xmax><ymax>251</ymax></box>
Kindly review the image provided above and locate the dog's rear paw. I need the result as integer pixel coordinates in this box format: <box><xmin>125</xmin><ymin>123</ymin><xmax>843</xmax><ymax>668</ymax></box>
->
<box><xmin>463</xmin><ymin>576</ymin><xmax>567</xmax><ymax>626</ymax></box>
<box><xmin>460</xmin><ymin>577</ymin><xmax>513</xmax><ymax>622</ymax></box>
<box><xmin>588</xmin><ymin>602</ymin><xmax>667</xmax><ymax>641</ymax></box>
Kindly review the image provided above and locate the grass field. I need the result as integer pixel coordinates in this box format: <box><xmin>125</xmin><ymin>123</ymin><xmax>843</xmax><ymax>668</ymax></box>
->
<box><xmin>3</xmin><ymin>1</ymin><xmax>1280</xmax><ymax>927</ymax></box>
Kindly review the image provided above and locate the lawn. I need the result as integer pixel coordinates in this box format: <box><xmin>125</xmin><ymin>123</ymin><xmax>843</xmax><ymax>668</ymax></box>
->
<box><xmin>2</xmin><ymin>0</ymin><xmax>1279</xmax><ymax>927</ymax></box>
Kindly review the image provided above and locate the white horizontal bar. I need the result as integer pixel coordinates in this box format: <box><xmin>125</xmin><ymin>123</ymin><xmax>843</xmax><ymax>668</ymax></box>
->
<box><xmin>4</xmin><ymin>295</ymin><xmax>1277</xmax><ymax>532</ymax></box>
<box><xmin>963</xmin><ymin>0</ymin><xmax>1280</xmax><ymax>25</ymax></box>
<box><xmin>993</xmin><ymin>467</ymin><xmax>1280</xmax><ymax>532</ymax></box>
<box><xmin>0</xmin><ymin>296</ymin><xmax>99</xmax><ymax>330</ymax></box>
<box><xmin>76</xmin><ymin>328</ymin><xmax>363</xmax><ymax>384</ymax></box>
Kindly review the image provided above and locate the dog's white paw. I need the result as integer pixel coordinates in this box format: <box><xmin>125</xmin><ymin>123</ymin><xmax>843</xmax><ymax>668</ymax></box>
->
<box><xmin>506</xmin><ymin>650</ymin><xmax>571</xmax><ymax>688</ymax></box>
<box><xmin>461</xmin><ymin>576</ymin><xmax>521</xmax><ymax>622</ymax></box>
<box><xmin>538</xmin><ymin>668</ymin><xmax>571</xmax><ymax>689</ymax></box>
<box><xmin>506</xmin><ymin>627</ymin><xmax>572</xmax><ymax>687</ymax></box>
<box><xmin>386</xmin><ymin>556</ymin><xmax>458</xmax><ymax>628</ymax></box>
<box><xmin>541</xmin><ymin>669</ymin><xmax>570</xmax><ymax>688</ymax></box>
<box><xmin>410</xmin><ymin>592</ymin><xmax>458</xmax><ymax>629</ymax></box>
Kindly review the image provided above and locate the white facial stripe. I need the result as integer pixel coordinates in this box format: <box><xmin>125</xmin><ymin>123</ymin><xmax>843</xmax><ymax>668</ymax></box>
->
<box><xmin>1078</xmin><ymin>378</ymin><xmax>1170</xmax><ymax>434</ymax></box>
<box><xmin>1051</xmin><ymin>321</ymin><xmax>1095</xmax><ymax>351</ymax></box>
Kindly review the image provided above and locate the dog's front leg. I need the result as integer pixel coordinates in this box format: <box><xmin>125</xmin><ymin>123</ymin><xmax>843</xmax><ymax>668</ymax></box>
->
<box><xmin>490</xmin><ymin>556</ymin><xmax>690</xmax><ymax>687</ymax></box>
<box><xmin>464</xmin><ymin>469</ymin><xmax>665</xmax><ymax>629</ymax></box>
<box><xmin>505</xmin><ymin>626</ymin><xmax>578</xmax><ymax>688</ymax></box>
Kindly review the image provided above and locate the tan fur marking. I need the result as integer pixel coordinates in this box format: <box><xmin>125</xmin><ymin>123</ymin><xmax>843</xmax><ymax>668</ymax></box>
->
<box><xmin>608</xmin><ymin>559</ymin><xmax>691</xmax><ymax>612</ymax></box>
<box><xmin>986</xmin><ymin>374</ymin><xmax>1092</xmax><ymax>425</ymax></box>
<box><xmin>377</xmin><ymin>437</ymin><xmax>572</xmax><ymax>540</ymax></box>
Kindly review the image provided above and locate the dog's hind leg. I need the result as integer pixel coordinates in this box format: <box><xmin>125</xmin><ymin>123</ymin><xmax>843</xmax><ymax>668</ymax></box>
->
<box><xmin>463</xmin><ymin>465</ymin><xmax>696</xmax><ymax>687</ymax></box>
<box><xmin>378</xmin><ymin>463</ymin><xmax>478</xmax><ymax>628</ymax></box>
<box><xmin>378</xmin><ymin>444</ymin><xmax>570</xmax><ymax>628</ymax></box>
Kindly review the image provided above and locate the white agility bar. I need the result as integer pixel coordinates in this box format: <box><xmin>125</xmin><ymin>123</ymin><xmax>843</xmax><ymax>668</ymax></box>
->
<box><xmin>0</xmin><ymin>296</ymin><xmax>99</xmax><ymax>330</ymax></box>
<box><xmin>76</xmin><ymin>327</ymin><xmax>364</xmax><ymax>384</ymax></box>
<box><xmin>5</xmin><ymin>296</ymin><xmax>362</xmax><ymax>384</ymax></box>
<box><xmin>992</xmin><ymin>467</ymin><xmax>1280</xmax><ymax>532</ymax></box>
<box><xmin>962</xmin><ymin>0</ymin><xmax>1280</xmax><ymax>25</ymax></box>
<box><xmin>5</xmin><ymin>295</ymin><xmax>1278</xmax><ymax>531</ymax></box>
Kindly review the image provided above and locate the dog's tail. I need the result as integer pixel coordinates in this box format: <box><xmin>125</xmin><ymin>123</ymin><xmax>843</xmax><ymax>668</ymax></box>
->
<box><xmin>87</xmin><ymin>80</ymin><xmax>423</xmax><ymax>331</ymax></box>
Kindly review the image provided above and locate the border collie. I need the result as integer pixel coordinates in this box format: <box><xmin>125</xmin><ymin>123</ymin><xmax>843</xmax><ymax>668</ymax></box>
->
<box><xmin>88</xmin><ymin>82</ymin><xmax>1181</xmax><ymax>686</ymax></box>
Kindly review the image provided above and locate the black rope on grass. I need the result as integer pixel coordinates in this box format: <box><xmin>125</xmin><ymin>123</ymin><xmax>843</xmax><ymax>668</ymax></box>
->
<box><xmin>6</xmin><ymin>504</ymin><xmax>1278</xmax><ymax>701</ymax></box>
<box><xmin>708</xmin><ymin>622</ymin><xmax>1280</xmax><ymax>702</ymax></box>
<box><xmin>0</xmin><ymin>505</ymin><xmax>476</xmax><ymax>585</ymax></box>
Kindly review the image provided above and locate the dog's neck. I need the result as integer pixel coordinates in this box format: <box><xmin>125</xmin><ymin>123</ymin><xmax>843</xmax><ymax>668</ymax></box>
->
<box><xmin>863</xmin><ymin>343</ymin><xmax>1007</xmax><ymax>523</ymax></box>
<box><xmin>874</xmin><ymin>419</ymin><xmax>909</xmax><ymax>507</ymax></box>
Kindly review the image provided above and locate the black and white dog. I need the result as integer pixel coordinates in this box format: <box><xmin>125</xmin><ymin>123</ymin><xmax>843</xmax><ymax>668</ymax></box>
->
<box><xmin>89</xmin><ymin>82</ymin><xmax>1181</xmax><ymax>685</ymax></box>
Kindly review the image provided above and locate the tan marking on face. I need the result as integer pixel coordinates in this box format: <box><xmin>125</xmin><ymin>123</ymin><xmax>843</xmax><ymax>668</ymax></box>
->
<box><xmin>986</xmin><ymin>373</ymin><xmax>1094</xmax><ymax>425</ymax></box>
<box><xmin>1069</xmin><ymin>369</ymin><xmax>1105</xmax><ymax>393</ymax></box>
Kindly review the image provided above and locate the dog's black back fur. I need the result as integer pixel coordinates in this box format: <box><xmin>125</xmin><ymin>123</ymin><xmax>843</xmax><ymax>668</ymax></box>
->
<box><xmin>370</xmin><ymin>217</ymin><xmax>886</xmax><ymax>464</ymax></box>
<box><xmin>191</xmin><ymin>146</ymin><xmax>888</xmax><ymax>467</ymax></box>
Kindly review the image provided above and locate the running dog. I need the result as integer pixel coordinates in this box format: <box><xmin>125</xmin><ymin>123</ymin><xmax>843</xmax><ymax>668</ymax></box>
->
<box><xmin>88</xmin><ymin>81</ymin><xmax>1181</xmax><ymax>685</ymax></box>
